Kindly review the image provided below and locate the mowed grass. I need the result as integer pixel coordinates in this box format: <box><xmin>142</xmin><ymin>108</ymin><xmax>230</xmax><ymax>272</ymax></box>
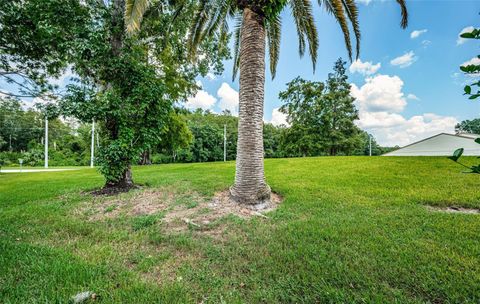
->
<box><xmin>1</xmin><ymin>157</ymin><xmax>479</xmax><ymax>303</ymax></box>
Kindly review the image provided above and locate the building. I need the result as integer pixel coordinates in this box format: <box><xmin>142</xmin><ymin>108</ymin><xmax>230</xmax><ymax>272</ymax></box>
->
<box><xmin>383</xmin><ymin>133</ymin><xmax>480</xmax><ymax>156</ymax></box>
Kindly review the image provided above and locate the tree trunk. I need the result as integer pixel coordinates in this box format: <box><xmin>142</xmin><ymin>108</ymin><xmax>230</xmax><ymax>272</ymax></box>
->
<box><xmin>106</xmin><ymin>165</ymin><xmax>134</xmax><ymax>189</ymax></box>
<box><xmin>104</xmin><ymin>0</ymin><xmax>133</xmax><ymax>190</ymax></box>
<box><xmin>229</xmin><ymin>8</ymin><xmax>271</xmax><ymax>205</ymax></box>
<box><xmin>140</xmin><ymin>150</ymin><xmax>151</xmax><ymax>165</ymax></box>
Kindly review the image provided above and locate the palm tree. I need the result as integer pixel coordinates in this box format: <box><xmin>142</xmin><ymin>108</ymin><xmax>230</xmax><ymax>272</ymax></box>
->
<box><xmin>125</xmin><ymin>0</ymin><xmax>408</xmax><ymax>206</ymax></box>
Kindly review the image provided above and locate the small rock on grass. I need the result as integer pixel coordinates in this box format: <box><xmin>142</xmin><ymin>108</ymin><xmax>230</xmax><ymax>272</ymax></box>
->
<box><xmin>70</xmin><ymin>291</ymin><xmax>97</xmax><ymax>303</ymax></box>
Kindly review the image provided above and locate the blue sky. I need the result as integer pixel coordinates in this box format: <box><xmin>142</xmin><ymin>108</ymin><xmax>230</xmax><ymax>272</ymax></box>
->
<box><xmin>190</xmin><ymin>0</ymin><xmax>480</xmax><ymax>146</ymax></box>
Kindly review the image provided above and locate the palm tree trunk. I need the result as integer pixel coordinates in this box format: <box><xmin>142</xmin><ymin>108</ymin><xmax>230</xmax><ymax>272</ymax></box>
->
<box><xmin>230</xmin><ymin>8</ymin><xmax>271</xmax><ymax>205</ymax></box>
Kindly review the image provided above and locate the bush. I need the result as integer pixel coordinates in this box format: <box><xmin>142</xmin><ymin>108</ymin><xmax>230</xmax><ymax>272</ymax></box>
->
<box><xmin>0</xmin><ymin>151</ymin><xmax>23</xmax><ymax>166</ymax></box>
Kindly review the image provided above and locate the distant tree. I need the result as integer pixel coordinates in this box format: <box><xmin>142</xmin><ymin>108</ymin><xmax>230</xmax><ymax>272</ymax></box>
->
<box><xmin>263</xmin><ymin>123</ymin><xmax>285</xmax><ymax>158</ymax></box>
<box><xmin>455</xmin><ymin>119</ymin><xmax>480</xmax><ymax>134</ymax></box>
<box><xmin>279</xmin><ymin>77</ymin><xmax>325</xmax><ymax>156</ymax></box>
<box><xmin>353</xmin><ymin>131</ymin><xmax>380</xmax><ymax>156</ymax></box>
<box><xmin>0</xmin><ymin>98</ymin><xmax>43</xmax><ymax>152</ymax></box>
<box><xmin>279</xmin><ymin>59</ymin><xmax>361</xmax><ymax>156</ymax></box>
<box><xmin>323</xmin><ymin>58</ymin><xmax>361</xmax><ymax>155</ymax></box>
<box><xmin>150</xmin><ymin>112</ymin><xmax>193</xmax><ymax>164</ymax></box>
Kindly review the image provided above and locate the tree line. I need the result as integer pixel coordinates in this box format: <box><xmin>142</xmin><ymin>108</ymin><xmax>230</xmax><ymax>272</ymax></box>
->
<box><xmin>1</xmin><ymin>59</ymin><xmax>396</xmax><ymax>167</ymax></box>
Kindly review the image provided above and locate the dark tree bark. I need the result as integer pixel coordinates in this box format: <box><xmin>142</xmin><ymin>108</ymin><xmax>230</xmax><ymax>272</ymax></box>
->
<box><xmin>140</xmin><ymin>150</ymin><xmax>152</xmax><ymax>165</ymax></box>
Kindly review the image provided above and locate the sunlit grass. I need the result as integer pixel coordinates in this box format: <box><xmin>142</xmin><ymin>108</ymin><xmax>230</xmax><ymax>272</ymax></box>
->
<box><xmin>1</xmin><ymin>157</ymin><xmax>479</xmax><ymax>303</ymax></box>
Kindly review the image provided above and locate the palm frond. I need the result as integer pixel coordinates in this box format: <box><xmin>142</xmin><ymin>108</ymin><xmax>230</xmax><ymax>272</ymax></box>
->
<box><xmin>188</xmin><ymin>0</ymin><xmax>234</xmax><ymax>59</ymax></box>
<box><xmin>232</xmin><ymin>13</ymin><xmax>243</xmax><ymax>81</ymax></box>
<box><xmin>290</xmin><ymin>0</ymin><xmax>319</xmax><ymax>72</ymax></box>
<box><xmin>322</xmin><ymin>0</ymin><xmax>353</xmax><ymax>60</ymax></box>
<box><xmin>396</xmin><ymin>0</ymin><xmax>408</xmax><ymax>28</ymax></box>
<box><xmin>204</xmin><ymin>0</ymin><xmax>231</xmax><ymax>37</ymax></box>
<box><xmin>125</xmin><ymin>0</ymin><xmax>150</xmax><ymax>34</ymax></box>
<box><xmin>189</xmin><ymin>0</ymin><xmax>210</xmax><ymax>56</ymax></box>
<box><xmin>266</xmin><ymin>15</ymin><xmax>282</xmax><ymax>79</ymax></box>
<box><xmin>341</xmin><ymin>0</ymin><xmax>360</xmax><ymax>59</ymax></box>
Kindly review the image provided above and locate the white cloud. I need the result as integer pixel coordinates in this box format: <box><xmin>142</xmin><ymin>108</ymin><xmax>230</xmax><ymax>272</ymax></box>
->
<box><xmin>457</xmin><ymin>26</ymin><xmax>475</xmax><ymax>45</ymax></box>
<box><xmin>350</xmin><ymin>74</ymin><xmax>407</xmax><ymax>112</ymax></box>
<box><xmin>206</xmin><ymin>72</ymin><xmax>216</xmax><ymax>81</ymax></box>
<box><xmin>270</xmin><ymin>108</ymin><xmax>289</xmax><ymax>127</ymax></box>
<box><xmin>357</xmin><ymin>0</ymin><xmax>392</xmax><ymax>5</ymax></box>
<box><xmin>358</xmin><ymin>113</ymin><xmax>458</xmax><ymax>147</ymax></box>
<box><xmin>217</xmin><ymin>82</ymin><xmax>239</xmax><ymax>115</ymax></box>
<box><xmin>410</xmin><ymin>29</ymin><xmax>427</xmax><ymax>39</ymax></box>
<box><xmin>461</xmin><ymin>57</ymin><xmax>480</xmax><ymax>67</ymax></box>
<box><xmin>356</xmin><ymin>111</ymin><xmax>405</xmax><ymax>129</ymax></box>
<box><xmin>390</xmin><ymin>51</ymin><xmax>417</xmax><ymax>68</ymax></box>
<box><xmin>349</xmin><ymin>59</ymin><xmax>381</xmax><ymax>75</ymax></box>
<box><xmin>407</xmin><ymin>94</ymin><xmax>420</xmax><ymax>101</ymax></box>
<box><xmin>461</xmin><ymin>57</ymin><xmax>480</xmax><ymax>77</ymax></box>
<box><xmin>351</xmin><ymin>73</ymin><xmax>457</xmax><ymax>146</ymax></box>
<box><xmin>49</xmin><ymin>66</ymin><xmax>76</xmax><ymax>86</ymax></box>
<box><xmin>421</xmin><ymin>40</ymin><xmax>431</xmax><ymax>48</ymax></box>
<box><xmin>185</xmin><ymin>90</ymin><xmax>216</xmax><ymax>110</ymax></box>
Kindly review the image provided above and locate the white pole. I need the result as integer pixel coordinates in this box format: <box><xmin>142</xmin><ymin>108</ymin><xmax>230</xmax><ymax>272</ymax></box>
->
<box><xmin>90</xmin><ymin>119</ymin><xmax>95</xmax><ymax>168</ymax></box>
<box><xmin>369</xmin><ymin>135</ymin><xmax>372</xmax><ymax>157</ymax></box>
<box><xmin>44</xmin><ymin>117</ymin><xmax>48</xmax><ymax>168</ymax></box>
<box><xmin>223</xmin><ymin>124</ymin><xmax>227</xmax><ymax>162</ymax></box>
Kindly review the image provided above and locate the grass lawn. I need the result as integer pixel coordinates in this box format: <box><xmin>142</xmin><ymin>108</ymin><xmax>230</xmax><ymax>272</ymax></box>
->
<box><xmin>1</xmin><ymin>156</ymin><xmax>479</xmax><ymax>303</ymax></box>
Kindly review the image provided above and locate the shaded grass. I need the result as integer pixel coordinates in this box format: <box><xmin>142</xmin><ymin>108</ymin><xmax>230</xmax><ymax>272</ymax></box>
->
<box><xmin>1</xmin><ymin>157</ymin><xmax>480</xmax><ymax>303</ymax></box>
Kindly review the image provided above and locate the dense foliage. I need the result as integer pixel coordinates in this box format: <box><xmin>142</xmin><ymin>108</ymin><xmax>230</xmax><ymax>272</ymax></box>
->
<box><xmin>455</xmin><ymin>118</ymin><xmax>480</xmax><ymax>134</ymax></box>
<box><xmin>279</xmin><ymin>59</ymin><xmax>363</xmax><ymax>156</ymax></box>
<box><xmin>0</xmin><ymin>0</ymin><xmax>89</xmax><ymax>98</ymax></box>
<box><xmin>58</xmin><ymin>0</ymin><xmax>228</xmax><ymax>188</ymax></box>
<box><xmin>0</xmin><ymin>98</ymin><xmax>92</xmax><ymax>167</ymax></box>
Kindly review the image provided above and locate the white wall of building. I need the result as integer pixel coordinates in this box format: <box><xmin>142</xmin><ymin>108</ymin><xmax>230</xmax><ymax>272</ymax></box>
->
<box><xmin>383</xmin><ymin>133</ymin><xmax>480</xmax><ymax>156</ymax></box>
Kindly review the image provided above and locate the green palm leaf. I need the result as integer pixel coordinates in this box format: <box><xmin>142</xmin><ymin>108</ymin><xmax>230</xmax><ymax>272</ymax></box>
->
<box><xmin>125</xmin><ymin>0</ymin><xmax>150</xmax><ymax>34</ymax></box>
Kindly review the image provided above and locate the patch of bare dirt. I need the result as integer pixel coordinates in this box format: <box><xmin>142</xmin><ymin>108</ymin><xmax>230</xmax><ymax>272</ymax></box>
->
<box><xmin>161</xmin><ymin>190</ymin><xmax>283</xmax><ymax>235</ymax></box>
<box><xmin>89</xmin><ymin>185</ymin><xmax>139</xmax><ymax>196</ymax></box>
<box><xmin>427</xmin><ymin>206</ymin><xmax>480</xmax><ymax>214</ymax></box>
<box><xmin>79</xmin><ymin>187</ymin><xmax>283</xmax><ymax>236</ymax></box>
<box><xmin>78</xmin><ymin>188</ymin><xmax>176</xmax><ymax>220</ymax></box>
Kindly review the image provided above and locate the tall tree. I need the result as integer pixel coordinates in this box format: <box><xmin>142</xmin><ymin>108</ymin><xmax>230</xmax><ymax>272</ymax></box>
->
<box><xmin>127</xmin><ymin>0</ymin><xmax>408</xmax><ymax>205</ymax></box>
<box><xmin>279</xmin><ymin>77</ymin><xmax>326</xmax><ymax>157</ymax></box>
<box><xmin>279</xmin><ymin>60</ymin><xmax>362</xmax><ymax>157</ymax></box>
<box><xmin>61</xmin><ymin>0</ymin><xmax>228</xmax><ymax>190</ymax></box>
<box><xmin>323</xmin><ymin>58</ymin><xmax>361</xmax><ymax>156</ymax></box>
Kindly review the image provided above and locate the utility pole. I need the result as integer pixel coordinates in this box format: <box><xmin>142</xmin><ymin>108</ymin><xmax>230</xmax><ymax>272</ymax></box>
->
<box><xmin>44</xmin><ymin>117</ymin><xmax>48</xmax><ymax>168</ymax></box>
<box><xmin>223</xmin><ymin>124</ymin><xmax>227</xmax><ymax>162</ymax></box>
<box><xmin>369</xmin><ymin>134</ymin><xmax>372</xmax><ymax>157</ymax></box>
<box><xmin>90</xmin><ymin>119</ymin><xmax>95</xmax><ymax>168</ymax></box>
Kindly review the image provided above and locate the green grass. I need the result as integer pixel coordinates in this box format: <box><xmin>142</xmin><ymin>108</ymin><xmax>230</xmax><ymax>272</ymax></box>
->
<box><xmin>1</xmin><ymin>157</ymin><xmax>479</xmax><ymax>303</ymax></box>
